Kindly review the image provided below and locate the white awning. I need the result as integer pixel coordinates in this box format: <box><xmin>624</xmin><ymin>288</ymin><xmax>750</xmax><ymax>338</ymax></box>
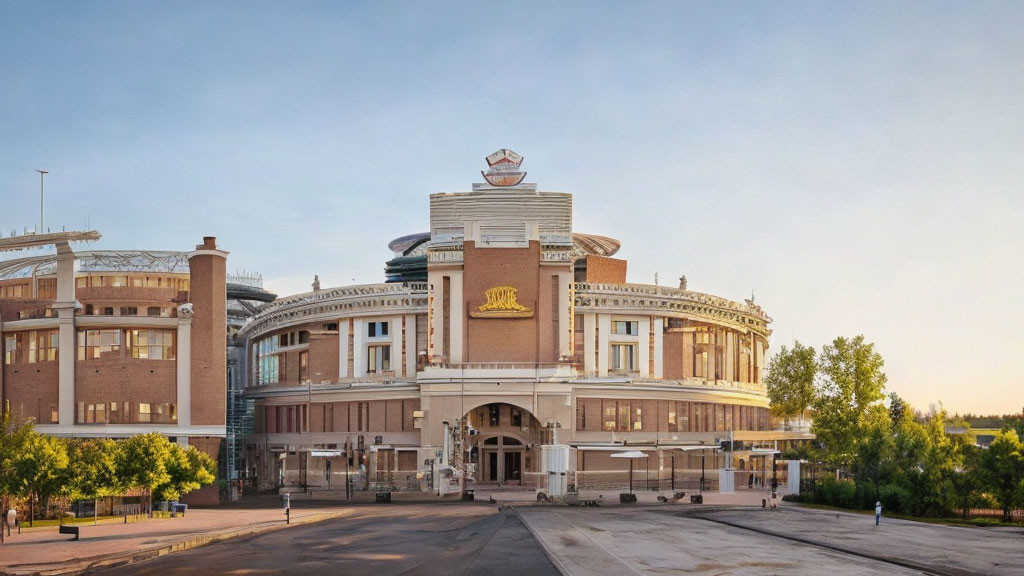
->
<box><xmin>610</xmin><ymin>450</ymin><xmax>649</xmax><ymax>459</ymax></box>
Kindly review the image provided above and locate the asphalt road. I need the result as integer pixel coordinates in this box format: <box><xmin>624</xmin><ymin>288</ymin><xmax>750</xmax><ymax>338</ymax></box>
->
<box><xmin>89</xmin><ymin>503</ymin><xmax>557</xmax><ymax>576</ymax></box>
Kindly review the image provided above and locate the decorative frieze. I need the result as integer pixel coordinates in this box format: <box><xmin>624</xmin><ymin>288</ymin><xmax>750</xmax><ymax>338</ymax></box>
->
<box><xmin>574</xmin><ymin>282</ymin><xmax>772</xmax><ymax>337</ymax></box>
<box><xmin>240</xmin><ymin>283</ymin><xmax>428</xmax><ymax>337</ymax></box>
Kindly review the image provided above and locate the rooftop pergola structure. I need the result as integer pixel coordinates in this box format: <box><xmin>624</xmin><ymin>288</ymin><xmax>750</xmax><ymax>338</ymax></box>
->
<box><xmin>0</xmin><ymin>230</ymin><xmax>101</xmax><ymax>254</ymax></box>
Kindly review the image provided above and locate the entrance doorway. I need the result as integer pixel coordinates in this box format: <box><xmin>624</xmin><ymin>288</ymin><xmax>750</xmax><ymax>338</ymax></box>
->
<box><xmin>482</xmin><ymin>436</ymin><xmax>524</xmax><ymax>484</ymax></box>
<box><xmin>465</xmin><ymin>402</ymin><xmax>543</xmax><ymax>486</ymax></box>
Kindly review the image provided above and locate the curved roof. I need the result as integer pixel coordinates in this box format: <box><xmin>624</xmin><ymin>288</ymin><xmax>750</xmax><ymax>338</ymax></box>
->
<box><xmin>573</xmin><ymin>233</ymin><xmax>620</xmax><ymax>257</ymax></box>
<box><xmin>386</xmin><ymin>231</ymin><xmax>620</xmax><ymax>257</ymax></box>
<box><xmin>388</xmin><ymin>232</ymin><xmax>430</xmax><ymax>256</ymax></box>
<box><xmin>0</xmin><ymin>250</ymin><xmax>190</xmax><ymax>281</ymax></box>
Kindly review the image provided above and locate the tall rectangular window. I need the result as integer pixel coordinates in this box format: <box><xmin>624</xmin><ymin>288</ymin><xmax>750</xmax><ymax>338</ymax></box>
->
<box><xmin>489</xmin><ymin>404</ymin><xmax>500</xmax><ymax>426</ymax></box>
<box><xmin>678</xmin><ymin>401</ymin><xmax>689</xmax><ymax>432</ymax></box>
<box><xmin>603</xmin><ymin>404</ymin><xmax>616</xmax><ymax>431</ymax></box>
<box><xmin>610</xmin><ymin>344</ymin><xmax>636</xmax><ymax>372</ymax></box>
<box><xmin>299</xmin><ymin>351</ymin><xmax>309</xmax><ymax>381</ymax></box>
<box><xmin>367</xmin><ymin>345</ymin><xmax>391</xmax><ymax>373</ymax></box>
<box><xmin>138</xmin><ymin>402</ymin><xmax>151</xmax><ymax>423</ymax></box>
<box><xmin>631</xmin><ymin>405</ymin><xmax>643</xmax><ymax>431</ymax></box>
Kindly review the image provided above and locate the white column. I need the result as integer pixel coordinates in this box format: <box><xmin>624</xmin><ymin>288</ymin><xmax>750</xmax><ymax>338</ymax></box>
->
<box><xmin>638</xmin><ymin>317</ymin><xmax>651</xmax><ymax>378</ymax></box>
<box><xmin>352</xmin><ymin>319</ymin><xmax>365</xmax><ymax>377</ymax></box>
<box><xmin>176</xmin><ymin>312</ymin><xmax>192</xmax><ymax>428</ymax></box>
<box><xmin>448</xmin><ymin>270</ymin><xmax>463</xmax><ymax>364</ymax></box>
<box><xmin>55</xmin><ymin>242</ymin><xmax>76</xmax><ymax>426</ymax></box>
<box><xmin>57</xmin><ymin>315</ymin><xmax>75</xmax><ymax>426</ymax></box>
<box><xmin>557</xmin><ymin>272</ymin><xmax>571</xmax><ymax>358</ymax></box>
<box><xmin>583</xmin><ymin>313</ymin><xmax>596</xmax><ymax>374</ymax></box>
<box><xmin>404</xmin><ymin>314</ymin><xmax>416</xmax><ymax>377</ymax></box>
<box><xmin>597</xmin><ymin>314</ymin><xmax>610</xmax><ymax>377</ymax></box>
<box><xmin>653</xmin><ymin>317</ymin><xmax>663</xmax><ymax>379</ymax></box>
<box><xmin>338</xmin><ymin>319</ymin><xmax>350</xmax><ymax>378</ymax></box>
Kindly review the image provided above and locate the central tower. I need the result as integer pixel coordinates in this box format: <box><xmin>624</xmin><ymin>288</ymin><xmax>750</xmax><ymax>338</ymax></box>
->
<box><xmin>426</xmin><ymin>150</ymin><xmax>573</xmax><ymax>364</ymax></box>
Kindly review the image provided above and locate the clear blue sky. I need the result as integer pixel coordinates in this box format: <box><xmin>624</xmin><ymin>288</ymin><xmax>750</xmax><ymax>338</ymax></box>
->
<box><xmin>2</xmin><ymin>1</ymin><xmax>1022</xmax><ymax>415</ymax></box>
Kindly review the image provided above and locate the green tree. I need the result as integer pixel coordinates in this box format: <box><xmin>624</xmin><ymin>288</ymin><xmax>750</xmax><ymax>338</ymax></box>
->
<box><xmin>10</xmin><ymin>432</ymin><xmax>70</xmax><ymax>518</ymax></box>
<box><xmin>888</xmin><ymin>393</ymin><xmax>908</xmax><ymax>428</ymax></box>
<box><xmin>116</xmin><ymin>433</ymin><xmax>172</xmax><ymax>515</ymax></box>
<box><xmin>0</xmin><ymin>402</ymin><xmax>35</xmax><ymax>501</ymax></box>
<box><xmin>155</xmin><ymin>444</ymin><xmax>216</xmax><ymax>501</ymax></box>
<box><xmin>65</xmin><ymin>439</ymin><xmax>122</xmax><ymax>518</ymax></box>
<box><xmin>980</xmin><ymin>429</ymin><xmax>1024</xmax><ymax>522</ymax></box>
<box><xmin>765</xmin><ymin>341</ymin><xmax>817</xmax><ymax>429</ymax></box>
<box><xmin>811</xmin><ymin>335</ymin><xmax>887</xmax><ymax>468</ymax></box>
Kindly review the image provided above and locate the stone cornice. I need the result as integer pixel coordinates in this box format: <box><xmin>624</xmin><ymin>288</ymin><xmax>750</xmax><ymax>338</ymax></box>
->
<box><xmin>573</xmin><ymin>282</ymin><xmax>772</xmax><ymax>337</ymax></box>
<box><xmin>239</xmin><ymin>282</ymin><xmax>428</xmax><ymax>338</ymax></box>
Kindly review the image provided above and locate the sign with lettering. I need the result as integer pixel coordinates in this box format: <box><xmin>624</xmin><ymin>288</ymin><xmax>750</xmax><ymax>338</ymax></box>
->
<box><xmin>482</xmin><ymin>149</ymin><xmax>527</xmax><ymax>187</ymax></box>
<box><xmin>470</xmin><ymin>285</ymin><xmax>534</xmax><ymax>318</ymax></box>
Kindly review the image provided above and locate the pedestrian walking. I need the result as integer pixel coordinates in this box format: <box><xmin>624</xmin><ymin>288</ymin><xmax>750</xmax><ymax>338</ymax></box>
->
<box><xmin>875</xmin><ymin>501</ymin><xmax>882</xmax><ymax>525</ymax></box>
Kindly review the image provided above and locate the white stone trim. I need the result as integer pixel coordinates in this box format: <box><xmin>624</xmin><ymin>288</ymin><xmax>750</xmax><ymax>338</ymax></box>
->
<box><xmin>35</xmin><ymin>424</ymin><xmax>227</xmax><ymax>437</ymax></box>
<box><xmin>176</xmin><ymin>317</ymin><xmax>192</xmax><ymax>427</ymax></box>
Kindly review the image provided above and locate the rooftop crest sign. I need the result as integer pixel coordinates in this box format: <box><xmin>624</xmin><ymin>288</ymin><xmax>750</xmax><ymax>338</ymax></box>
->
<box><xmin>482</xmin><ymin>149</ymin><xmax>527</xmax><ymax>187</ymax></box>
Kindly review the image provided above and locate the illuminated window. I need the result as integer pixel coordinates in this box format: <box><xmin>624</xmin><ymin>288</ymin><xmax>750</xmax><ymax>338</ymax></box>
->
<box><xmin>77</xmin><ymin>329</ymin><xmax>122</xmax><ymax>360</ymax></box>
<box><xmin>127</xmin><ymin>329</ymin><xmax>175</xmax><ymax>360</ymax></box>
<box><xmin>603</xmin><ymin>404</ymin><xmax>616</xmax><ymax>431</ymax></box>
<box><xmin>138</xmin><ymin>403</ymin><xmax>151</xmax><ymax>423</ymax></box>
<box><xmin>299</xmin><ymin>351</ymin><xmax>309</xmax><ymax>381</ymax></box>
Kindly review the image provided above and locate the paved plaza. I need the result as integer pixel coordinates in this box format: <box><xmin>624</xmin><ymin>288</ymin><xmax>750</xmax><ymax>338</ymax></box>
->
<box><xmin>1</xmin><ymin>491</ymin><xmax>1022</xmax><ymax>575</ymax></box>
<box><xmin>518</xmin><ymin>502</ymin><xmax>1024</xmax><ymax>576</ymax></box>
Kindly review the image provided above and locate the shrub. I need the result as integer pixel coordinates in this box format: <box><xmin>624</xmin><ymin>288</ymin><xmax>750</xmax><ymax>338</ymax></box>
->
<box><xmin>879</xmin><ymin>483</ymin><xmax>911</xmax><ymax>514</ymax></box>
<box><xmin>855</xmin><ymin>482</ymin><xmax>879</xmax><ymax>510</ymax></box>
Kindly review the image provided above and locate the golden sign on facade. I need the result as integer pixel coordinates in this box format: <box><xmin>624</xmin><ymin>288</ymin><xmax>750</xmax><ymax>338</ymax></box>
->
<box><xmin>470</xmin><ymin>285</ymin><xmax>534</xmax><ymax>318</ymax></box>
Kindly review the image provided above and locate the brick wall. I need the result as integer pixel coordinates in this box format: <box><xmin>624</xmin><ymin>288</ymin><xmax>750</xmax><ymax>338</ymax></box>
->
<box><xmin>75</xmin><ymin>358</ymin><xmax>177</xmax><ymax>417</ymax></box>
<box><xmin>3</xmin><ymin>362</ymin><xmax>59</xmax><ymax>423</ymax></box>
<box><xmin>584</xmin><ymin>255</ymin><xmax>627</xmax><ymax>284</ymax></box>
<box><xmin>463</xmin><ymin>241</ymin><xmax>547</xmax><ymax>362</ymax></box>
<box><xmin>663</xmin><ymin>331</ymin><xmax>684</xmax><ymax>379</ymax></box>
<box><xmin>183</xmin><ymin>437</ymin><xmax>222</xmax><ymax>506</ymax></box>
<box><xmin>308</xmin><ymin>334</ymin><xmax>339</xmax><ymax>382</ymax></box>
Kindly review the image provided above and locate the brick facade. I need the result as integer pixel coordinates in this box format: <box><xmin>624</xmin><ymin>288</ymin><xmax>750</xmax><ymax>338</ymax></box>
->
<box><xmin>188</xmin><ymin>237</ymin><xmax>227</xmax><ymax>426</ymax></box>
<box><xmin>584</xmin><ymin>255</ymin><xmax>627</xmax><ymax>284</ymax></box>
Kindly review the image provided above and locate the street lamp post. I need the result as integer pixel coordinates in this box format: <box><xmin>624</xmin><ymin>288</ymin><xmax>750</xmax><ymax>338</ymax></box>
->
<box><xmin>700</xmin><ymin>440</ymin><xmax>706</xmax><ymax>494</ymax></box>
<box><xmin>35</xmin><ymin>170</ymin><xmax>48</xmax><ymax>234</ymax></box>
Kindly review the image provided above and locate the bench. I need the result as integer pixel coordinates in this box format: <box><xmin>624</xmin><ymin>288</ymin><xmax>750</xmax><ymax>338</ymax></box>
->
<box><xmin>59</xmin><ymin>525</ymin><xmax>80</xmax><ymax>541</ymax></box>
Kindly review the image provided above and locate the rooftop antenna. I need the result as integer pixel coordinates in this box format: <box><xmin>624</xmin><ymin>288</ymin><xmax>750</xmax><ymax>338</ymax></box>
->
<box><xmin>35</xmin><ymin>169</ymin><xmax>48</xmax><ymax>233</ymax></box>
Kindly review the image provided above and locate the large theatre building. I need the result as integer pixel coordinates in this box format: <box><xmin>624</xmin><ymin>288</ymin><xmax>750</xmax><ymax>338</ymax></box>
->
<box><xmin>0</xmin><ymin>233</ymin><xmax>227</xmax><ymax>504</ymax></box>
<box><xmin>240</xmin><ymin>151</ymin><xmax>802</xmax><ymax>494</ymax></box>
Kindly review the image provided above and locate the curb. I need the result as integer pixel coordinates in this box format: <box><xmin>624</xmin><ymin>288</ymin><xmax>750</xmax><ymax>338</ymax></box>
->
<box><xmin>0</xmin><ymin>509</ymin><xmax>350</xmax><ymax>576</ymax></box>
<box><xmin>509</xmin><ymin>507</ymin><xmax>572</xmax><ymax>576</ymax></box>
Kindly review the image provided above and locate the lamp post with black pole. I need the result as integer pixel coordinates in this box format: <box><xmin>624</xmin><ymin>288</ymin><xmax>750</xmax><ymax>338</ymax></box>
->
<box><xmin>699</xmin><ymin>440</ymin><xmax>706</xmax><ymax>494</ymax></box>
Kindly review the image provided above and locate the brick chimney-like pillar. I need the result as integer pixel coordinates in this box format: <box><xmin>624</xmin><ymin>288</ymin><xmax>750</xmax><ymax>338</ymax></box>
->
<box><xmin>186</xmin><ymin>237</ymin><xmax>228</xmax><ymax>427</ymax></box>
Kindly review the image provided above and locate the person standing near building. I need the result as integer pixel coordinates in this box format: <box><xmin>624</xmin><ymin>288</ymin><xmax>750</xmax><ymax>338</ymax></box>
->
<box><xmin>875</xmin><ymin>501</ymin><xmax>882</xmax><ymax>525</ymax></box>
